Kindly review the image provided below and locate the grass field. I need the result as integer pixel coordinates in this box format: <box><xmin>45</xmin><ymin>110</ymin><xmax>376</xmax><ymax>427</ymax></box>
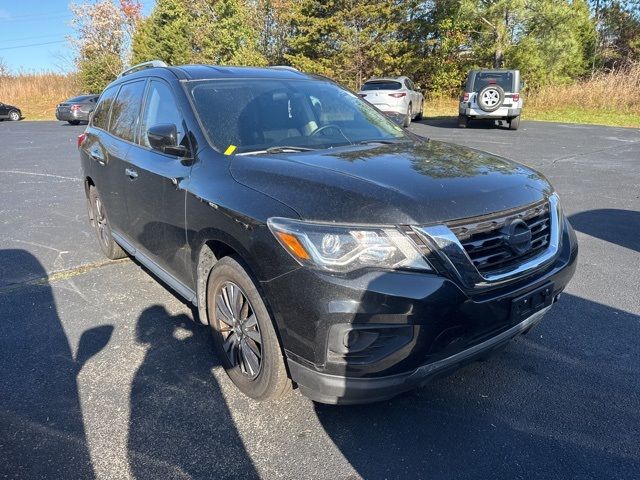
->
<box><xmin>1</xmin><ymin>65</ymin><xmax>639</xmax><ymax>128</ymax></box>
<box><xmin>0</xmin><ymin>73</ymin><xmax>79</xmax><ymax>121</ymax></box>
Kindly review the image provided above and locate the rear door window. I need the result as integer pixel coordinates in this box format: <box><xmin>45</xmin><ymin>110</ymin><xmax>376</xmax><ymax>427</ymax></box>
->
<box><xmin>361</xmin><ymin>81</ymin><xmax>402</xmax><ymax>91</ymax></box>
<box><xmin>91</xmin><ymin>86</ymin><xmax>119</xmax><ymax>131</ymax></box>
<box><xmin>109</xmin><ymin>80</ymin><xmax>146</xmax><ymax>143</ymax></box>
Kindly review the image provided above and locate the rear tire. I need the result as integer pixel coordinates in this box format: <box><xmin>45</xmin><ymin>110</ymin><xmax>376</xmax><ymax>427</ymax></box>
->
<box><xmin>403</xmin><ymin>104</ymin><xmax>412</xmax><ymax>127</ymax></box>
<box><xmin>68</xmin><ymin>120</ymin><xmax>80</xmax><ymax>125</ymax></box>
<box><xmin>8</xmin><ymin>110</ymin><xmax>20</xmax><ymax>121</ymax></box>
<box><xmin>415</xmin><ymin>102</ymin><xmax>423</xmax><ymax>121</ymax></box>
<box><xmin>509</xmin><ymin>115</ymin><xmax>520</xmax><ymax>130</ymax></box>
<box><xmin>207</xmin><ymin>256</ymin><xmax>290</xmax><ymax>401</ymax></box>
<box><xmin>88</xmin><ymin>187</ymin><xmax>126</xmax><ymax>260</ymax></box>
<box><xmin>458</xmin><ymin>114</ymin><xmax>469</xmax><ymax>128</ymax></box>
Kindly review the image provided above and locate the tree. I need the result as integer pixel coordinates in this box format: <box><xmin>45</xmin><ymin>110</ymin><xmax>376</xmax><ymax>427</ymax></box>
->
<box><xmin>132</xmin><ymin>0</ymin><xmax>266</xmax><ymax>66</ymax></box>
<box><xmin>70</xmin><ymin>0</ymin><xmax>142</xmax><ymax>92</ymax></box>
<box><xmin>0</xmin><ymin>57</ymin><xmax>10</xmax><ymax>77</ymax></box>
<box><xmin>286</xmin><ymin>0</ymin><xmax>409</xmax><ymax>89</ymax></box>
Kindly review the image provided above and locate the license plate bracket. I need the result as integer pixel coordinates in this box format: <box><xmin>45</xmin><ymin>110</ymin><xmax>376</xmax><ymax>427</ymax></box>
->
<box><xmin>511</xmin><ymin>283</ymin><xmax>554</xmax><ymax>323</ymax></box>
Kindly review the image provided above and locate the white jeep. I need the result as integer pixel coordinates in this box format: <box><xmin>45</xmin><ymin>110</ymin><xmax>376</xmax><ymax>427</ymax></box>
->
<box><xmin>458</xmin><ymin>69</ymin><xmax>523</xmax><ymax>130</ymax></box>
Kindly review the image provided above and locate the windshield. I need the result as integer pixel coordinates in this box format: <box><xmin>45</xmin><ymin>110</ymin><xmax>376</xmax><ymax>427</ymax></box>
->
<box><xmin>361</xmin><ymin>81</ymin><xmax>402</xmax><ymax>91</ymax></box>
<box><xmin>188</xmin><ymin>79</ymin><xmax>408</xmax><ymax>154</ymax></box>
<box><xmin>473</xmin><ymin>72</ymin><xmax>514</xmax><ymax>92</ymax></box>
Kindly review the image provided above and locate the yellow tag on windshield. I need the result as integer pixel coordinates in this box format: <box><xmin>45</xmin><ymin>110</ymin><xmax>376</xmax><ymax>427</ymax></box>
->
<box><xmin>224</xmin><ymin>145</ymin><xmax>237</xmax><ymax>155</ymax></box>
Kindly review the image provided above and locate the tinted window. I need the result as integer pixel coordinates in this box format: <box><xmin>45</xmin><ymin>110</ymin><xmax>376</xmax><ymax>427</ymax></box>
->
<box><xmin>91</xmin><ymin>86</ymin><xmax>119</xmax><ymax>130</ymax></box>
<box><xmin>139</xmin><ymin>80</ymin><xmax>186</xmax><ymax>149</ymax></box>
<box><xmin>109</xmin><ymin>80</ymin><xmax>146</xmax><ymax>142</ymax></box>
<box><xmin>473</xmin><ymin>72</ymin><xmax>514</xmax><ymax>92</ymax></box>
<box><xmin>361</xmin><ymin>81</ymin><xmax>402</xmax><ymax>91</ymax></box>
<box><xmin>189</xmin><ymin>79</ymin><xmax>407</xmax><ymax>154</ymax></box>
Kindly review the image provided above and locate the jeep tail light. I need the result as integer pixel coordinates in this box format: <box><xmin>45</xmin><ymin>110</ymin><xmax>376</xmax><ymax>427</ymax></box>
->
<box><xmin>77</xmin><ymin>133</ymin><xmax>87</xmax><ymax>149</ymax></box>
<box><xmin>512</xmin><ymin>93</ymin><xmax>520</xmax><ymax>102</ymax></box>
<box><xmin>463</xmin><ymin>92</ymin><xmax>470</xmax><ymax>102</ymax></box>
<box><xmin>388</xmin><ymin>92</ymin><xmax>407</xmax><ymax>98</ymax></box>
<box><xmin>70</xmin><ymin>104</ymin><xmax>82</xmax><ymax>112</ymax></box>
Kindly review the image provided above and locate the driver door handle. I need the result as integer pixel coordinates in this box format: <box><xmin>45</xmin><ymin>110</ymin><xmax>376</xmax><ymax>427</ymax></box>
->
<box><xmin>125</xmin><ymin>168</ymin><xmax>138</xmax><ymax>179</ymax></box>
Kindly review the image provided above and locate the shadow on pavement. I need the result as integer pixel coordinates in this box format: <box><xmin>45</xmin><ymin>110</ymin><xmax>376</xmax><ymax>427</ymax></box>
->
<box><xmin>569</xmin><ymin>209</ymin><xmax>640</xmax><ymax>253</ymax></box>
<box><xmin>127</xmin><ymin>305</ymin><xmax>259</xmax><ymax>479</ymax></box>
<box><xmin>0</xmin><ymin>249</ymin><xmax>108</xmax><ymax>479</ymax></box>
<box><xmin>417</xmin><ymin>116</ymin><xmax>510</xmax><ymax>130</ymax></box>
<box><xmin>314</xmin><ymin>293</ymin><xmax>640</xmax><ymax>479</ymax></box>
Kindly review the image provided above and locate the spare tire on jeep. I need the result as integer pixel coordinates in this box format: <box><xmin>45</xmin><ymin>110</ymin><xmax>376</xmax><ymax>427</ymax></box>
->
<box><xmin>477</xmin><ymin>84</ymin><xmax>505</xmax><ymax>112</ymax></box>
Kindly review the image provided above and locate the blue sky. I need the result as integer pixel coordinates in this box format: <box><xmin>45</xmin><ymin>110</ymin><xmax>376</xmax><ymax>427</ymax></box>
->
<box><xmin>0</xmin><ymin>1</ymin><xmax>154</xmax><ymax>73</ymax></box>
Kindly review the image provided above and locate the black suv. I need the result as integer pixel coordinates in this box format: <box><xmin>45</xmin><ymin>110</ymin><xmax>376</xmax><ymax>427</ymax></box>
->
<box><xmin>78</xmin><ymin>61</ymin><xmax>578</xmax><ymax>404</ymax></box>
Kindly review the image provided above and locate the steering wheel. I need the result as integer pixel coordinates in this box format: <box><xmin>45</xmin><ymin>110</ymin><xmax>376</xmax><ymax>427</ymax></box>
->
<box><xmin>310</xmin><ymin>124</ymin><xmax>344</xmax><ymax>137</ymax></box>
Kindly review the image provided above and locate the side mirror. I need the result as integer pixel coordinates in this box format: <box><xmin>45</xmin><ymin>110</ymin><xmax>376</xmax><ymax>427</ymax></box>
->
<box><xmin>147</xmin><ymin>123</ymin><xmax>189</xmax><ymax>157</ymax></box>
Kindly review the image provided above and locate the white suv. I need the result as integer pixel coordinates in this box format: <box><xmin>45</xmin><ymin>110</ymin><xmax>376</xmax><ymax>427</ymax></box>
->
<box><xmin>458</xmin><ymin>70</ymin><xmax>523</xmax><ymax>130</ymax></box>
<box><xmin>358</xmin><ymin>76</ymin><xmax>424</xmax><ymax>127</ymax></box>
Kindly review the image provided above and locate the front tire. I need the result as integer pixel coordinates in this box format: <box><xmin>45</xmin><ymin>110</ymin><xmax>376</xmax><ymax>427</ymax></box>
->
<box><xmin>88</xmin><ymin>187</ymin><xmax>126</xmax><ymax>260</ymax></box>
<box><xmin>415</xmin><ymin>101</ymin><xmax>423</xmax><ymax>121</ymax></box>
<box><xmin>207</xmin><ymin>256</ymin><xmax>290</xmax><ymax>401</ymax></box>
<box><xmin>68</xmin><ymin>120</ymin><xmax>80</xmax><ymax>125</ymax></box>
<box><xmin>8</xmin><ymin>110</ymin><xmax>20</xmax><ymax>121</ymax></box>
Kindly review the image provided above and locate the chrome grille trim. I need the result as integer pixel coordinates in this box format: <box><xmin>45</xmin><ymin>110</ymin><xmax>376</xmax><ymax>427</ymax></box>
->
<box><xmin>412</xmin><ymin>194</ymin><xmax>562</xmax><ymax>289</ymax></box>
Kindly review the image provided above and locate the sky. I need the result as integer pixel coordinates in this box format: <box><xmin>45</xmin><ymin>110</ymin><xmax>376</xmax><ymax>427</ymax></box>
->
<box><xmin>0</xmin><ymin>1</ymin><xmax>154</xmax><ymax>73</ymax></box>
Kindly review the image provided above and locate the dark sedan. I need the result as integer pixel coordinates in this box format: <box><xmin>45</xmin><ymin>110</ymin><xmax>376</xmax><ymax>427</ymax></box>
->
<box><xmin>56</xmin><ymin>95</ymin><xmax>99</xmax><ymax>124</ymax></box>
<box><xmin>0</xmin><ymin>101</ymin><xmax>22</xmax><ymax>121</ymax></box>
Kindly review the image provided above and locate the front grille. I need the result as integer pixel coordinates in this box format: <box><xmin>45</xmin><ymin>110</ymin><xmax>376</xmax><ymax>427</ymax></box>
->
<box><xmin>448</xmin><ymin>201</ymin><xmax>551</xmax><ymax>275</ymax></box>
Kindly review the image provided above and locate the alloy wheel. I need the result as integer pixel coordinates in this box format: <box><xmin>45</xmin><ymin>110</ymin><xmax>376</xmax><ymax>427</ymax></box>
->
<box><xmin>94</xmin><ymin>196</ymin><xmax>111</xmax><ymax>248</ymax></box>
<box><xmin>481</xmin><ymin>88</ymin><xmax>500</xmax><ymax>107</ymax></box>
<box><xmin>215</xmin><ymin>281</ymin><xmax>263</xmax><ymax>379</ymax></box>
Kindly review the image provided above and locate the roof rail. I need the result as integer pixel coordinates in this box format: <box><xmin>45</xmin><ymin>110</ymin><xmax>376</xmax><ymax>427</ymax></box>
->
<box><xmin>269</xmin><ymin>65</ymin><xmax>299</xmax><ymax>72</ymax></box>
<box><xmin>120</xmin><ymin>60</ymin><xmax>168</xmax><ymax>77</ymax></box>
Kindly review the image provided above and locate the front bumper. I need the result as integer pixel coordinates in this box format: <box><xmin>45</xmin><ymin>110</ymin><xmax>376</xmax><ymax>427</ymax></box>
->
<box><xmin>263</xmin><ymin>218</ymin><xmax>578</xmax><ymax>404</ymax></box>
<box><xmin>289</xmin><ymin>305</ymin><xmax>550</xmax><ymax>404</ymax></box>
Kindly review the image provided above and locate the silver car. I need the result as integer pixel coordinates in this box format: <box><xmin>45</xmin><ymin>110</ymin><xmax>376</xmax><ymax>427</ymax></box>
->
<box><xmin>358</xmin><ymin>76</ymin><xmax>424</xmax><ymax>127</ymax></box>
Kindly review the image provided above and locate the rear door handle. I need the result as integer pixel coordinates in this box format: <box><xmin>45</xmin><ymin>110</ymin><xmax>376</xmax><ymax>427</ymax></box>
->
<box><xmin>125</xmin><ymin>168</ymin><xmax>139</xmax><ymax>179</ymax></box>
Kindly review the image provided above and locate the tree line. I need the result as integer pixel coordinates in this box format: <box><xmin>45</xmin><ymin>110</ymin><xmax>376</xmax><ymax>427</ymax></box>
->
<box><xmin>72</xmin><ymin>0</ymin><xmax>640</xmax><ymax>94</ymax></box>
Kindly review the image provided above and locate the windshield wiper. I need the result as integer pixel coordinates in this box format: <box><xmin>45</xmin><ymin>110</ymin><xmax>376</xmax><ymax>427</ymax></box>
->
<box><xmin>264</xmin><ymin>146</ymin><xmax>316</xmax><ymax>154</ymax></box>
<box><xmin>357</xmin><ymin>139</ymin><xmax>403</xmax><ymax>145</ymax></box>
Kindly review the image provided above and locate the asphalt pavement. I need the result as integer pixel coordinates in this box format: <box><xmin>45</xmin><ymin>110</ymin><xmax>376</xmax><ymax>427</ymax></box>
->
<box><xmin>0</xmin><ymin>118</ymin><xmax>638</xmax><ymax>479</ymax></box>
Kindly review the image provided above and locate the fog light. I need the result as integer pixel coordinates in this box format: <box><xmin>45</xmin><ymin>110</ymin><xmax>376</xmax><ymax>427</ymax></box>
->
<box><xmin>343</xmin><ymin>330</ymin><xmax>360</xmax><ymax>348</ymax></box>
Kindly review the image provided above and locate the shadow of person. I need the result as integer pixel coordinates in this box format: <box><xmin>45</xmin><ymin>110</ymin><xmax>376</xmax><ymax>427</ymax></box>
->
<box><xmin>314</xmin><ymin>293</ymin><xmax>640</xmax><ymax>479</ymax></box>
<box><xmin>0</xmin><ymin>249</ymin><xmax>111</xmax><ymax>479</ymax></box>
<box><xmin>568</xmin><ymin>209</ymin><xmax>640</xmax><ymax>253</ymax></box>
<box><xmin>127</xmin><ymin>305</ymin><xmax>259</xmax><ymax>479</ymax></box>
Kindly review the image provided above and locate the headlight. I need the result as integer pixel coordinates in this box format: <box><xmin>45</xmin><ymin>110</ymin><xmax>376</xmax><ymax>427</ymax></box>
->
<box><xmin>267</xmin><ymin>217</ymin><xmax>432</xmax><ymax>273</ymax></box>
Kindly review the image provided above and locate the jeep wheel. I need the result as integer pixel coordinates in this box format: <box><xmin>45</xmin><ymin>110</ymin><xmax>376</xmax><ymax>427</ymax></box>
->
<box><xmin>415</xmin><ymin>102</ymin><xmax>423</xmax><ymax>121</ymax></box>
<box><xmin>477</xmin><ymin>85</ymin><xmax>505</xmax><ymax>112</ymax></box>
<box><xmin>509</xmin><ymin>115</ymin><xmax>520</xmax><ymax>130</ymax></box>
<box><xmin>458</xmin><ymin>114</ymin><xmax>469</xmax><ymax>128</ymax></box>
<box><xmin>207</xmin><ymin>256</ymin><xmax>290</xmax><ymax>401</ymax></box>
<box><xmin>68</xmin><ymin>120</ymin><xmax>80</xmax><ymax>125</ymax></box>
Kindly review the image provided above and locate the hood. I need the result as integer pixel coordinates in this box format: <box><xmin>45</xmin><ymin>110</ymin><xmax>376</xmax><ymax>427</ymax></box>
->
<box><xmin>230</xmin><ymin>139</ymin><xmax>553</xmax><ymax>225</ymax></box>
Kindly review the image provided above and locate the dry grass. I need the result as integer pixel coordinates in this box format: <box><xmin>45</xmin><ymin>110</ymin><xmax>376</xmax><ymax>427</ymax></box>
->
<box><xmin>0</xmin><ymin>73</ymin><xmax>80</xmax><ymax>120</ymax></box>
<box><xmin>424</xmin><ymin>64</ymin><xmax>640</xmax><ymax>128</ymax></box>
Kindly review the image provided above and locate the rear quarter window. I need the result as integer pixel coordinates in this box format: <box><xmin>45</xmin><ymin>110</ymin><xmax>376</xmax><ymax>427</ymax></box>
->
<box><xmin>361</xmin><ymin>81</ymin><xmax>402</xmax><ymax>91</ymax></box>
<box><xmin>91</xmin><ymin>86</ymin><xmax>119</xmax><ymax>130</ymax></box>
